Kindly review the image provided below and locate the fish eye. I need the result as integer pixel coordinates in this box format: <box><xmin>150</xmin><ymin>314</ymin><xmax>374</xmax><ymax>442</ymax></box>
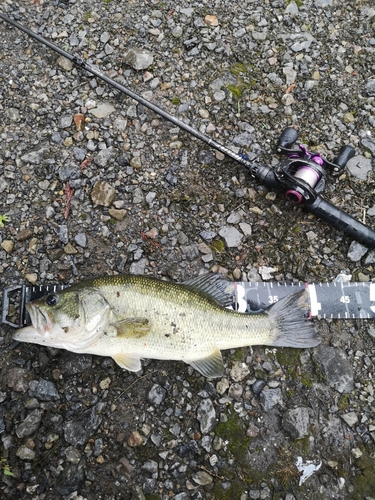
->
<box><xmin>46</xmin><ymin>294</ymin><xmax>59</xmax><ymax>307</ymax></box>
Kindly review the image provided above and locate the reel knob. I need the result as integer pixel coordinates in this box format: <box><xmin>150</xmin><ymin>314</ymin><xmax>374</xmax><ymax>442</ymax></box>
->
<box><xmin>332</xmin><ymin>145</ymin><xmax>355</xmax><ymax>172</ymax></box>
<box><xmin>277</xmin><ymin>127</ymin><xmax>298</xmax><ymax>151</ymax></box>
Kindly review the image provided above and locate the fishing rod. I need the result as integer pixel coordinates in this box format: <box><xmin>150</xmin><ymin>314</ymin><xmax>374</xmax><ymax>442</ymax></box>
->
<box><xmin>1</xmin><ymin>12</ymin><xmax>375</xmax><ymax>248</ymax></box>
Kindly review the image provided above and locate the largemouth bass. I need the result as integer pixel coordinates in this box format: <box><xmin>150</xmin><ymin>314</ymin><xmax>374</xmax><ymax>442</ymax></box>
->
<box><xmin>14</xmin><ymin>273</ymin><xmax>319</xmax><ymax>378</ymax></box>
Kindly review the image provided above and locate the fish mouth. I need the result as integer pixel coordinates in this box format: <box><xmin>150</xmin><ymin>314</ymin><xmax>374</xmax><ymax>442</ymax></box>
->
<box><xmin>13</xmin><ymin>324</ymin><xmax>44</xmax><ymax>343</ymax></box>
<box><xmin>14</xmin><ymin>301</ymin><xmax>109</xmax><ymax>352</ymax></box>
<box><xmin>26</xmin><ymin>302</ymin><xmax>51</xmax><ymax>334</ymax></box>
<box><xmin>13</xmin><ymin>303</ymin><xmax>53</xmax><ymax>345</ymax></box>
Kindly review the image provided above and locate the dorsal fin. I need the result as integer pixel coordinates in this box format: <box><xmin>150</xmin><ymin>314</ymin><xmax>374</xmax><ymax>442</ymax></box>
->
<box><xmin>183</xmin><ymin>273</ymin><xmax>234</xmax><ymax>308</ymax></box>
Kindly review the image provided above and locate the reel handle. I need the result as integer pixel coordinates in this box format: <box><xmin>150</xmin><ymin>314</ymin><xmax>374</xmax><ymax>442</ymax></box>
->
<box><xmin>276</xmin><ymin>127</ymin><xmax>298</xmax><ymax>151</ymax></box>
<box><xmin>332</xmin><ymin>145</ymin><xmax>356</xmax><ymax>171</ymax></box>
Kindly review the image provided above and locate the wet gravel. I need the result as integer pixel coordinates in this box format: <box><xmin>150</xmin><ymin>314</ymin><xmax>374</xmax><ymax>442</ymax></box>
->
<box><xmin>1</xmin><ymin>0</ymin><xmax>375</xmax><ymax>499</ymax></box>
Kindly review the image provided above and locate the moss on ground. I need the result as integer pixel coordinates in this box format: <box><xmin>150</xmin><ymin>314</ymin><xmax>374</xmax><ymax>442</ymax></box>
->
<box><xmin>215</xmin><ymin>407</ymin><xmax>250</xmax><ymax>463</ymax></box>
<box><xmin>276</xmin><ymin>348</ymin><xmax>320</xmax><ymax>388</ymax></box>
<box><xmin>351</xmin><ymin>453</ymin><xmax>375</xmax><ymax>499</ymax></box>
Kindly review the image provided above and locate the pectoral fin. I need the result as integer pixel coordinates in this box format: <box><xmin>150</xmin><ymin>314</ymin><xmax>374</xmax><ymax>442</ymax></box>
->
<box><xmin>113</xmin><ymin>353</ymin><xmax>142</xmax><ymax>372</ymax></box>
<box><xmin>112</xmin><ymin>318</ymin><xmax>151</xmax><ymax>338</ymax></box>
<box><xmin>187</xmin><ymin>349</ymin><xmax>224</xmax><ymax>378</ymax></box>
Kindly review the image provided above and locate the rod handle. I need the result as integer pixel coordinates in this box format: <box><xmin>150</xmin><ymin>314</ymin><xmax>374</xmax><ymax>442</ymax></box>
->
<box><xmin>306</xmin><ymin>196</ymin><xmax>375</xmax><ymax>249</ymax></box>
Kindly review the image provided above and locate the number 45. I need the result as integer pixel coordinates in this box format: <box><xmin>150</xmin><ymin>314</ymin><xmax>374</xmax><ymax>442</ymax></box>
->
<box><xmin>340</xmin><ymin>295</ymin><xmax>350</xmax><ymax>303</ymax></box>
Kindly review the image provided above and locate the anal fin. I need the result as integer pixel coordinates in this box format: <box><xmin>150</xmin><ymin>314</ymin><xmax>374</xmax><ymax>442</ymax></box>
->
<box><xmin>187</xmin><ymin>348</ymin><xmax>224</xmax><ymax>378</ymax></box>
<box><xmin>113</xmin><ymin>353</ymin><xmax>142</xmax><ymax>372</ymax></box>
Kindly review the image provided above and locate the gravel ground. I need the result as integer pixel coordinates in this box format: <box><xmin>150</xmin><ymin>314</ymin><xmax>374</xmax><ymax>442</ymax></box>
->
<box><xmin>1</xmin><ymin>0</ymin><xmax>375</xmax><ymax>499</ymax></box>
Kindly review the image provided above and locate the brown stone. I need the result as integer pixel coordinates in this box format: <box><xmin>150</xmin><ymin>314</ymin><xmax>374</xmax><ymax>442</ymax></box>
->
<box><xmin>204</xmin><ymin>15</ymin><xmax>219</xmax><ymax>26</ymax></box>
<box><xmin>91</xmin><ymin>181</ymin><xmax>116</xmax><ymax>207</ymax></box>
<box><xmin>127</xmin><ymin>430</ymin><xmax>144</xmax><ymax>447</ymax></box>
<box><xmin>17</xmin><ymin>228</ymin><xmax>33</xmax><ymax>241</ymax></box>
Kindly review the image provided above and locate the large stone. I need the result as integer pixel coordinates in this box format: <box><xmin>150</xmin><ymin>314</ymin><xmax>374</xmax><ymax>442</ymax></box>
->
<box><xmin>59</xmin><ymin>351</ymin><xmax>92</xmax><ymax>376</ymax></box>
<box><xmin>6</xmin><ymin>107</ymin><xmax>21</xmax><ymax>122</ymax></box>
<box><xmin>314</xmin><ymin>345</ymin><xmax>354</xmax><ymax>393</ymax></box>
<box><xmin>364</xmin><ymin>249</ymin><xmax>375</xmax><ymax>265</ymax></box>
<box><xmin>129</xmin><ymin>257</ymin><xmax>148</xmax><ymax>275</ymax></box>
<box><xmin>230</xmin><ymin>362</ymin><xmax>250</xmax><ymax>382</ymax></box>
<box><xmin>91</xmin><ymin>181</ymin><xmax>116</xmax><ymax>207</ymax></box>
<box><xmin>283</xmin><ymin>64</ymin><xmax>297</xmax><ymax>85</ymax></box>
<box><xmin>94</xmin><ymin>146</ymin><xmax>117</xmax><ymax>167</ymax></box>
<box><xmin>147</xmin><ymin>384</ymin><xmax>166</xmax><ymax>405</ymax></box>
<box><xmin>232</xmin><ymin>132</ymin><xmax>254</xmax><ymax>147</ymax></box>
<box><xmin>361</xmin><ymin>137</ymin><xmax>375</xmax><ymax>157</ymax></box>
<box><xmin>197</xmin><ymin>398</ymin><xmax>216</xmax><ymax>433</ymax></box>
<box><xmin>74</xmin><ymin>233</ymin><xmax>88</xmax><ymax>248</ymax></box>
<box><xmin>16</xmin><ymin>410</ymin><xmax>43</xmax><ymax>438</ymax></box>
<box><xmin>90</xmin><ymin>103</ymin><xmax>116</xmax><ymax>118</ymax></box>
<box><xmin>192</xmin><ymin>470</ymin><xmax>213</xmax><ymax>485</ymax></box>
<box><xmin>365</xmin><ymin>79</ymin><xmax>375</xmax><ymax>97</ymax></box>
<box><xmin>58</xmin><ymin>115</ymin><xmax>73</xmax><ymax>128</ymax></box>
<box><xmin>64</xmin><ymin>407</ymin><xmax>101</xmax><ymax>447</ymax></box>
<box><xmin>1</xmin><ymin>240</ymin><xmax>14</xmax><ymax>253</ymax></box>
<box><xmin>57</xmin><ymin>56</ymin><xmax>73</xmax><ymax>71</ymax></box>
<box><xmin>127</xmin><ymin>430</ymin><xmax>144</xmax><ymax>447</ymax></box>
<box><xmin>33</xmin><ymin>379</ymin><xmax>60</xmax><ymax>402</ymax></box>
<box><xmin>346</xmin><ymin>155</ymin><xmax>372</xmax><ymax>181</ymax></box>
<box><xmin>58</xmin><ymin>164</ymin><xmax>80</xmax><ymax>181</ymax></box>
<box><xmin>20</xmin><ymin>142</ymin><xmax>49</xmax><ymax>164</ymax></box>
<box><xmin>132</xmin><ymin>187</ymin><xmax>144</xmax><ymax>204</ymax></box>
<box><xmin>109</xmin><ymin>208</ymin><xmax>127</xmax><ymax>221</ymax></box>
<box><xmin>7</xmin><ymin>368</ymin><xmax>30</xmax><ymax>392</ymax></box>
<box><xmin>55</xmin><ymin>459</ymin><xmax>85</xmax><ymax>496</ymax></box>
<box><xmin>16</xmin><ymin>445</ymin><xmax>36</xmax><ymax>460</ymax></box>
<box><xmin>16</xmin><ymin>228</ymin><xmax>33</xmax><ymax>241</ymax></box>
<box><xmin>341</xmin><ymin>412</ymin><xmax>358</xmax><ymax>427</ymax></box>
<box><xmin>56</xmin><ymin>225</ymin><xmax>69</xmax><ymax>244</ymax></box>
<box><xmin>282</xmin><ymin>407</ymin><xmax>310</xmax><ymax>439</ymax></box>
<box><xmin>123</xmin><ymin>48</ymin><xmax>154</xmax><ymax>70</ymax></box>
<box><xmin>347</xmin><ymin>240</ymin><xmax>368</xmax><ymax>262</ymax></box>
<box><xmin>218</xmin><ymin>226</ymin><xmax>243</xmax><ymax>248</ymax></box>
<box><xmin>259</xmin><ymin>388</ymin><xmax>283</xmax><ymax>411</ymax></box>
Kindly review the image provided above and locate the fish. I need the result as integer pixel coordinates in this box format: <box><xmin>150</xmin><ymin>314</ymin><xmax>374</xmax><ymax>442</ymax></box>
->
<box><xmin>14</xmin><ymin>273</ymin><xmax>319</xmax><ymax>378</ymax></box>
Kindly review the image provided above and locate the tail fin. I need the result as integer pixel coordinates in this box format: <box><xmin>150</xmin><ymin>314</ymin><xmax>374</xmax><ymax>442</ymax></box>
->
<box><xmin>266</xmin><ymin>290</ymin><xmax>320</xmax><ymax>348</ymax></box>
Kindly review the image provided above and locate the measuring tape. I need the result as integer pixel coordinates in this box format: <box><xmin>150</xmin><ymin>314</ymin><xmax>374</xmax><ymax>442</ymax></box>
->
<box><xmin>227</xmin><ymin>281</ymin><xmax>375</xmax><ymax>319</ymax></box>
<box><xmin>2</xmin><ymin>284</ymin><xmax>67</xmax><ymax>328</ymax></box>
<box><xmin>2</xmin><ymin>280</ymin><xmax>375</xmax><ymax>329</ymax></box>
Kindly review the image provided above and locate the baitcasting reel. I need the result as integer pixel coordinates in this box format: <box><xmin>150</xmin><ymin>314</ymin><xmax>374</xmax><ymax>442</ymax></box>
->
<box><xmin>274</xmin><ymin>127</ymin><xmax>355</xmax><ymax>205</ymax></box>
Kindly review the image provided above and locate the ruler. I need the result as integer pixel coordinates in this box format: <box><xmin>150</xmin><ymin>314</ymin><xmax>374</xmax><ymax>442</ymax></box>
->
<box><xmin>2</xmin><ymin>280</ymin><xmax>375</xmax><ymax>329</ymax></box>
<box><xmin>2</xmin><ymin>284</ymin><xmax>67</xmax><ymax>328</ymax></box>
<box><xmin>227</xmin><ymin>281</ymin><xmax>375</xmax><ymax>319</ymax></box>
